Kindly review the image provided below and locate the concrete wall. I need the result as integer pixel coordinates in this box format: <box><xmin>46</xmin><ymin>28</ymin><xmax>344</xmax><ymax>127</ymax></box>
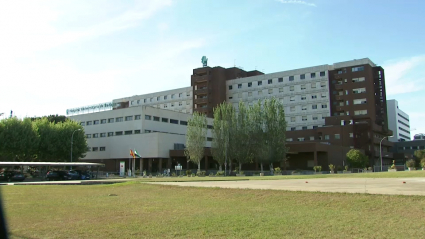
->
<box><xmin>387</xmin><ymin>99</ymin><xmax>410</xmax><ymax>142</ymax></box>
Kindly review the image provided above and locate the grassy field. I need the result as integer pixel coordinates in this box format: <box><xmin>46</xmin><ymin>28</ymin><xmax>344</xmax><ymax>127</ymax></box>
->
<box><xmin>2</xmin><ymin>181</ymin><xmax>425</xmax><ymax>239</ymax></box>
<box><xmin>132</xmin><ymin>170</ymin><xmax>425</xmax><ymax>183</ymax></box>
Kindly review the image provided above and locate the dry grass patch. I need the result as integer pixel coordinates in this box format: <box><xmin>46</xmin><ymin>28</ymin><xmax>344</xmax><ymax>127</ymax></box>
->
<box><xmin>2</xmin><ymin>182</ymin><xmax>425</xmax><ymax>239</ymax></box>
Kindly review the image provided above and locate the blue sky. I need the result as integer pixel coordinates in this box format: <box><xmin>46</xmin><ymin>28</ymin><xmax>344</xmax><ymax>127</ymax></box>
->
<box><xmin>0</xmin><ymin>0</ymin><xmax>424</xmax><ymax>138</ymax></box>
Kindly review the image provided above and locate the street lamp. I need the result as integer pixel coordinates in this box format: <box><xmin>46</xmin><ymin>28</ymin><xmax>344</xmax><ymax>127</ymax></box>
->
<box><xmin>380</xmin><ymin>135</ymin><xmax>393</xmax><ymax>172</ymax></box>
<box><xmin>71</xmin><ymin>129</ymin><xmax>82</xmax><ymax>170</ymax></box>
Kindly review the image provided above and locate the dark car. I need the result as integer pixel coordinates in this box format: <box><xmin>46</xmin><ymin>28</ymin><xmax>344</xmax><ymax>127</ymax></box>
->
<box><xmin>0</xmin><ymin>172</ymin><xmax>26</xmax><ymax>182</ymax></box>
<box><xmin>74</xmin><ymin>170</ymin><xmax>91</xmax><ymax>180</ymax></box>
<box><xmin>46</xmin><ymin>170</ymin><xmax>79</xmax><ymax>181</ymax></box>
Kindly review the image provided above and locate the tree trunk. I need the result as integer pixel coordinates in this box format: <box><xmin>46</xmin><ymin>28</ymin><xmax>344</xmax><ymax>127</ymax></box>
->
<box><xmin>260</xmin><ymin>163</ymin><xmax>263</xmax><ymax>173</ymax></box>
<box><xmin>239</xmin><ymin>163</ymin><xmax>242</xmax><ymax>172</ymax></box>
<box><xmin>219</xmin><ymin>165</ymin><xmax>222</xmax><ymax>172</ymax></box>
<box><xmin>197</xmin><ymin>162</ymin><xmax>201</xmax><ymax>173</ymax></box>
<box><xmin>270</xmin><ymin>163</ymin><xmax>274</xmax><ymax>174</ymax></box>
<box><xmin>228</xmin><ymin>161</ymin><xmax>232</xmax><ymax>176</ymax></box>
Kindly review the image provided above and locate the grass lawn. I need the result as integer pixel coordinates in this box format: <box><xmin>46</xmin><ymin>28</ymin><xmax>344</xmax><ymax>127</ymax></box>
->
<box><xmin>133</xmin><ymin>170</ymin><xmax>425</xmax><ymax>183</ymax></box>
<box><xmin>2</xmin><ymin>181</ymin><xmax>425</xmax><ymax>239</ymax></box>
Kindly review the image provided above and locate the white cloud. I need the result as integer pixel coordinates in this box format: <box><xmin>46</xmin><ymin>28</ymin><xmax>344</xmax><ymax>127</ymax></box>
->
<box><xmin>276</xmin><ymin>0</ymin><xmax>316</xmax><ymax>7</ymax></box>
<box><xmin>383</xmin><ymin>55</ymin><xmax>425</xmax><ymax>96</ymax></box>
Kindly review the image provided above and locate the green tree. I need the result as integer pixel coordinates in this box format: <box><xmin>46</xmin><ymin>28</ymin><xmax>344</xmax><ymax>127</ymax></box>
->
<box><xmin>414</xmin><ymin>149</ymin><xmax>425</xmax><ymax>160</ymax></box>
<box><xmin>233</xmin><ymin>101</ymin><xmax>255</xmax><ymax>172</ymax></box>
<box><xmin>212</xmin><ymin>103</ymin><xmax>230</xmax><ymax>172</ymax></box>
<box><xmin>184</xmin><ymin>112</ymin><xmax>207</xmax><ymax>173</ymax></box>
<box><xmin>346</xmin><ymin>149</ymin><xmax>369</xmax><ymax>169</ymax></box>
<box><xmin>0</xmin><ymin>117</ymin><xmax>39</xmax><ymax>161</ymax></box>
<box><xmin>30</xmin><ymin>114</ymin><xmax>67</xmax><ymax>124</ymax></box>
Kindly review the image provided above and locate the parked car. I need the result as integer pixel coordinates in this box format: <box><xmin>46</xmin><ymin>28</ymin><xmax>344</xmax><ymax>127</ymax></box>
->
<box><xmin>74</xmin><ymin>170</ymin><xmax>91</xmax><ymax>180</ymax></box>
<box><xmin>0</xmin><ymin>172</ymin><xmax>26</xmax><ymax>182</ymax></box>
<box><xmin>45</xmin><ymin>170</ymin><xmax>80</xmax><ymax>181</ymax></box>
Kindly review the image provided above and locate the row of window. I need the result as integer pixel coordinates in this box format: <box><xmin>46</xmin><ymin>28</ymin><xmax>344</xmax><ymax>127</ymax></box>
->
<box><xmin>398</xmin><ymin>145</ymin><xmax>425</xmax><ymax>151</ymax></box>
<box><xmin>397</xmin><ymin>120</ymin><xmax>410</xmax><ymax>128</ymax></box>
<box><xmin>334</xmin><ymin>77</ymin><xmax>366</xmax><ymax>84</ymax></box>
<box><xmin>88</xmin><ymin>147</ymin><xmax>106</xmax><ymax>152</ymax></box>
<box><xmin>82</xmin><ymin>115</ymin><xmax>142</xmax><ymax>126</ymax></box>
<box><xmin>287</xmin><ymin>133</ymin><xmax>354</xmax><ymax>142</ymax></box>
<box><xmin>333</xmin><ymin>88</ymin><xmax>366</xmax><ymax>96</ymax></box>
<box><xmin>129</xmin><ymin>92</ymin><xmax>192</xmax><ymax>106</ymax></box>
<box><xmin>229</xmin><ymin>81</ymin><xmax>327</xmax><ymax>91</ymax></box>
<box><xmin>336</xmin><ymin>66</ymin><xmax>365</xmax><ymax>74</ymax></box>
<box><xmin>397</xmin><ymin>113</ymin><xmax>409</xmax><ymax>122</ymax></box>
<box><xmin>231</xmin><ymin>92</ymin><xmax>328</xmax><ymax>101</ymax></box>
<box><xmin>398</xmin><ymin>127</ymin><xmax>411</xmax><ymax>135</ymax></box>
<box><xmin>288</xmin><ymin>114</ymin><xmax>326</xmax><ymax>123</ymax></box>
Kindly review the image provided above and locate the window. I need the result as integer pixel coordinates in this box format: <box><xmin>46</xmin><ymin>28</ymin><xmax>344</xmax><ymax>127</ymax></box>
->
<box><xmin>153</xmin><ymin>116</ymin><xmax>160</xmax><ymax>121</ymax></box>
<box><xmin>86</xmin><ymin>134</ymin><xmax>91</xmax><ymax>138</ymax></box>
<box><xmin>352</xmin><ymin>77</ymin><xmax>365</xmax><ymax>83</ymax></box>
<box><xmin>268</xmin><ymin>89</ymin><xmax>273</xmax><ymax>94</ymax></box>
<box><xmin>164</xmin><ymin>95</ymin><xmax>168</xmax><ymax>100</ymax></box>
<box><xmin>302</xmin><ymin>105</ymin><xmax>307</xmax><ymax>111</ymax></box>
<box><xmin>229</xmin><ymin>85</ymin><xmax>233</xmax><ymax>90</ymax></box>
<box><xmin>187</xmin><ymin>92</ymin><xmax>190</xmax><ymax>97</ymax></box>
<box><xmin>108</xmin><ymin>132</ymin><xmax>113</xmax><ymax>137</ymax></box>
<box><xmin>115</xmin><ymin>131</ymin><xmax>123</xmax><ymax>136</ymax></box>
<box><xmin>289</xmin><ymin>76</ymin><xmax>294</xmax><ymax>81</ymax></box>
<box><xmin>310</xmin><ymin>136</ymin><xmax>315</xmax><ymax>140</ymax></box>
<box><xmin>80</xmin><ymin>122</ymin><xmax>85</xmax><ymax>126</ymax></box>
<box><xmin>125</xmin><ymin>116</ymin><xmax>133</xmax><ymax>121</ymax></box>
<box><xmin>290</xmin><ymin>86</ymin><xmax>295</xmax><ymax>91</ymax></box>
<box><xmin>170</xmin><ymin>119</ymin><xmax>178</xmax><ymax>124</ymax></box>
<box><xmin>100</xmin><ymin>147</ymin><xmax>106</xmax><ymax>151</ymax></box>
<box><xmin>311</xmin><ymin>95</ymin><xmax>317</xmax><ymax>99</ymax></box>
<box><xmin>135</xmin><ymin>115</ymin><xmax>141</xmax><ymax>120</ymax></box>
<box><xmin>100</xmin><ymin>133</ymin><xmax>106</xmax><ymax>137</ymax></box>
<box><xmin>313</xmin><ymin>126</ymin><xmax>318</xmax><ymax>129</ymax></box>
<box><xmin>279</xmin><ymin>88</ymin><xmax>283</xmax><ymax>93</ymax></box>
<box><xmin>313</xmin><ymin>116</ymin><xmax>318</xmax><ymax>120</ymax></box>
<box><xmin>301</xmin><ymin>96</ymin><xmax>306</xmax><ymax>100</ymax></box>
<box><xmin>349</xmin><ymin>133</ymin><xmax>354</xmax><ymax>138</ymax></box>
<box><xmin>320</xmin><ymin>82</ymin><xmax>327</xmax><ymax>88</ymax></box>
<box><xmin>124</xmin><ymin>130</ymin><xmax>132</xmax><ymax>135</ymax></box>
<box><xmin>229</xmin><ymin>96</ymin><xmax>233</xmax><ymax>99</ymax></box>
<box><xmin>311</xmin><ymin>83</ymin><xmax>316</xmax><ymax>88</ymax></box>
<box><xmin>353</xmin><ymin>88</ymin><xmax>366</xmax><ymax>94</ymax></box>
<box><xmin>179</xmin><ymin>93</ymin><xmax>182</xmax><ymax>97</ymax></box>
<box><xmin>258</xmin><ymin>81</ymin><xmax>262</xmax><ymax>86</ymax></box>
<box><xmin>302</xmin><ymin>116</ymin><xmax>307</xmax><ymax>121</ymax></box>
<box><xmin>302</xmin><ymin>126</ymin><xmax>307</xmax><ymax>130</ymax></box>
<box><xmin>298</xmin><ymin>137</ymin><xmax>305</xmax><ymax>142</ymax></box>
<box><xmin>335</xmin><ymin>134</ymin><xmax>340</xmax><ymax>139</ymax></box>
<box><xmin>287</xmin><ymin>138</ymin><xmax>293</xmax><ymax>142</ymax></box>
<box><xmin>157</xmin><ymin>96</ymin><xmax>160</xmax><ymax>101</ymax></box>
<box><xmin>300</xmin><ymin>74</ymin><xmax>305</xmax><ymax>80</ymax></box>
<box><xmin>312</xmin><ymin>105</ymin><xmax>317</xmax><ymax>109</ymax></box>
<box><xmin>311</xmin><ymin>73</ymin><xmax>316</xmax><ymax>78</ymax></box>
<box><xmin>268</xmin><ymin>79</ymin><xmax>272</xmax><ymax>84</ymax></box>
<box><xmin>238</xmin><ymin>84</ymin><xmax>242</xmax><ymax>89</ymax></box>
<box><xmin>320</xmin><ymin>71</ymin><xmax>325</xmax><ymax>77</ymax></box>
<box><xmin>321</xmin><ymin>93</ymin><xmax>327</xmax><ymax>98</ymax></box>
<box><xmin>207</xmin><ymin>125</ymin><xmax>213</xmax><ymax>129</ymax></box>
<box><xmin>144</xmin><ymin>130</ymin><xmax>151</xmax><ymax>133</ymax></box>
<box><xmin>352</xmin><ymin>66</ymin><xmax>365</xmax><ymax>72</ymax></box>
<box><xmin>94</xmin><ymin>120</ymin><xmax>99</xmax><ymax>125</ymax></box>
<box><xmin>324</xmin><ymin>135</ymin><xmax>330</xmax><ymax>140</ymax></box>
<box><xmin>207</xmin><ymin>137</ymin><xmax>213</xmax><ymax>142</ymax></box>
<box><xmin>301</xmin><ymin>85</ymin><xmax>306</xmax><ymax>90</ymax></box>
<box><xmin>278</xmin><ymin>78</ymin><xmax>283</xmax><ymax>82</ymax></box>
<box><xmin>179</xmin><ymin>102</ymin><xmax>182</xmax><ymax>106</ymax></box>
<box><xmin>135</xmin><ymin>130</ymin><xmax>141</xmax><ymax>134</ymax></box>
<box><xmin>291</xmin><ymin>117</ymin><xmax>296</xmax><ymax>122</ymax></box>
<box><xmin>290</xmin><ymin>96</ymin><xmax>295</xmax><ymax>101</ymax></box>
<box><xmin>162</xmin><ymin>118</ymin><xmax>168</xmax><ymax>123</ymax></box>
<box><xmin>248</xmin><ymin>82</ymin><xmax>252</xmax><ymax>87</ymax></box>
<box><xmin>116</xmin><ymin>117</ymin><xmax>123</xmax><ymax>122</ymax></box>
<box><xmin>354</xmin><ymin>110</ymin><xmax>367</xmax><ymax>115</ymax></box>
<box><xmin>100</xmin><ymin>119</ymin><xmax>106</xmax><ymax>124</ymax></box>
<box><xmin>180</xmin><ymin>120</ymin><xmax>188</xmax><ymax>126</ymax></box>
<box><xmin>171</xmin><ymin>94</ymin><xmax>175</xmax><ymax>99</ymax></box>
<box><xmin>291</xmin><ymin>127</ymin><xmax>296</xmax><ymax>131</ymax></box>
<box><xmin>353</xmin><ymin>99</ymin><xmax>367</xmax><ymax>105</ymax></box>
<box><xmin>171</xmin><ymin>103</ymin><xmax>174</xmax><ymax>107</ymax></box>
<box><xmin>86</xmin><ymin>121</ymin><xmax>92</xmax><ymax>126</ymax></box>
<box><xmin>92</xmin><ymin>147</ymin><xmax>98</xmax><ymax>152</ymax></box>
<box><xmin>290</xmin><ymin>106</ymin><xmax>295</xmax><ymax>112</ymax></box>
<box><xmin>144</xmin><ymin>115</ymin><xmax>152</xmax><ymax>120</ymax></box>
<box><xmin>248</xmin><ymin>92</ymin><xmax>252</xmax><ymax>97</ymax></box>
<box><xmin>321</xmin><ymin>104</ymin><xmax>328</xmax><ymax>109</ymax></box>
<box><xmin>346</xmin><ymin>100</ymin><xmax>349</xmax><ymax>106</ymax></box>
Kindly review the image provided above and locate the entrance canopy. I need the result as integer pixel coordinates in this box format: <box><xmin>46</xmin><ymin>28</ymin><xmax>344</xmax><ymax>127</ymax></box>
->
<box><xmin>0</xmin><ymin>162</ymin><xmax>105</xmax><ymax>167</ymax></box>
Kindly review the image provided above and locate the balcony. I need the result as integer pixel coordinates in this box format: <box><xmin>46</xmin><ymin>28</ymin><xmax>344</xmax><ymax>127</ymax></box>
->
<box><xmin>194</xmin><ymin>88</ymin><xmax>208</xmax><ymax>95</ymax></box>
<box><xmin>335</xmin><ymin>84</ymin><xmax>343</xmax><ymax>90</ymax></box>
<box><xmin>192</xmin><ymin>76</ymin><xmax>208</xmax><ymax>83</ymax></box>
<box><xmin>194</xmin><ymin>98</ymin><xmax>208</xmax><ymax>104</ymax></box>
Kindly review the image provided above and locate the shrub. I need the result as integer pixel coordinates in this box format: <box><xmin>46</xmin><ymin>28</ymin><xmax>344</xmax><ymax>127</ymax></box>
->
<box><xmin>368</xmin><ymin>167</ymin><xmax>372</xmax><ymax>171</ymax></box>
<box><xmin>191</xmin><ymin>173</ymin><xmax>196</xmax><ymax>177</ymax></box>
<box><xmin>216</xmin><ymin>171</ymin><xmax>224</xmax><ymax>176</ymax></box>
<box><xmin>336</xmin><ymin>165</ymin><xmax>342</xmax><ymax>171</ymax></box>
<box><xmin>421</xmin><ymin>158</ymin><xmax>425</xmax><ymax>168</ymax></box>
<box><xmin>238</xmin><ymin>171</ymin><xmax>244</xmax><ymax>175</ymax></box>
<box><xmin>171</xmin><ymin>172</ymin><xmax>177</xmax><ymax>177</ymax></box>
<box><xmin>406</xmin><ymin>159</ymin><xmax>416</xmax><ymax>168</ymax></box>
<box><xmin>329</xmin><ymin>164</ymin><xmax>335</xmax><ymax>172</ymax></box>
<box><xmin>197</xmin><ymin>171</ymin><xmax>206</xmax><ymax>176</ymax></box>
<box><xmin>186</xmin><ymin>170</ymin><xmax>192</xmax><ymax>175</ymax></box>
<box><xmin>274</xmin><ymin>167</ymin><xmax>282</xmax><ymax>174</ymax></box>
<box><xmin>209</xmin><ymin>173</ymin><xmax>214</xmax><ymax>176</ymax></box>
<box><xmin>346</xmin><ymin>149</ymin><xmax>369</xmax><ymax>169</ymax></box>
<box><xmin>142</xmin><ymin>170</ymin><xmax>147</xmax><ymax>176</ymax></box>
<box><xmin>344</xmin><ymin>165</ymin><xmax>349</xmax><ymax>171</ymax></box>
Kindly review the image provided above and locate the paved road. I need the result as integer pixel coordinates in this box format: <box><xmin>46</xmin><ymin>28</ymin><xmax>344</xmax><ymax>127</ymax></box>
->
<box><xmin>150</xmin><ymin>177</ymin><xmax>425</xmax><ymax>196</ymax></box>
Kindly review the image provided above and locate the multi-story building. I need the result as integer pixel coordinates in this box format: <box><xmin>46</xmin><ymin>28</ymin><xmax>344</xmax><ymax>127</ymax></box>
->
<box><xmin>392</xmin><ymin>133</ymin><xmax>425</xmax><ymax>162</ymax></box>
<box><xmin>67</xmin><ymin>57</ymin><xmax>393</xmax><ymax>172</ymax></box>
<box><xmin>386</xmin><ymin>99</ymin><xmax>410</xmax><ymax>142</ymax></box>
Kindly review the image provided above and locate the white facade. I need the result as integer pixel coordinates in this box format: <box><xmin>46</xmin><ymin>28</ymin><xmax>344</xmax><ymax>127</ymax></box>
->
<box><xmin>226</xmin><ymin>65</ymin><xmax>331</xmax><ymax>130</ymax></box>
<box><xmin>113</xmin><ymin>87</ymin><xmax>193</xmax><ymax>114</ymax></box>
<box><xmin>69</xmin><ymin>106</ymin><xmax>212</xmax><ymax>160</ymax></box>
<box><xmin>386</xmin><ymin>99</ymin><xmax>410</xmax><ymax>142</ymax></box>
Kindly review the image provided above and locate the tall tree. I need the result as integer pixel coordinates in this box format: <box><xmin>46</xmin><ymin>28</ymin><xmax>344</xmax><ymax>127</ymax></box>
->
<box><xmin>212</xmin><ymin>104</ymin><xmax>227</xmax><ymax>172</ymax></box>
<box><xmin>184</xmin><ymin>112</ymin><xmax>207</xmax><ymax>173</ymax></box>
<box><xmin>233</xmin><ymin>101</ymin><xmax>255</xmax><ymax>172</ymax></box>
<box><xmin>414</xmin><ymin>149</ymin><xmax>425</xmax><ymax>160</ymax></box>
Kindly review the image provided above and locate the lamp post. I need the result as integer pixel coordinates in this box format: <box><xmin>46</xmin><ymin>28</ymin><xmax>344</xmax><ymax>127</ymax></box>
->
<box><xmin>380</xmin><ymin>135</ymin><xmax>393</xmax><ymax>172</ymax></box>
<box><xmin>71</xmin><ymin>129</ymin><xmax>81</xmax><ymax>170</ymax></box>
